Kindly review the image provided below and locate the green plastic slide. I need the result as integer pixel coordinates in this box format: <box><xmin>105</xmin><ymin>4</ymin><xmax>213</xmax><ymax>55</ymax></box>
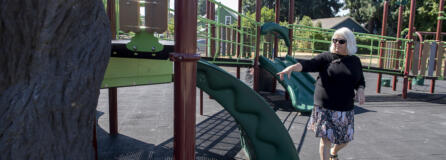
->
<box><xmin>196</xmin><ymin>60</ymin><xmax>299</xmax><ymax>160</ymax></box>
<box><xmin>260</xmin><ymin>22</ymin><xmax>290</xmax><ymax>47</ymax></box>
<box><xmin>259</xmin><ymin>56</ymin><xmax>314</xmax><ymax>112</ymax></box>
<box><xmin>285</xmin><ymin>55</ymin><xmax>316</xmax><ymax>84</ymax></box>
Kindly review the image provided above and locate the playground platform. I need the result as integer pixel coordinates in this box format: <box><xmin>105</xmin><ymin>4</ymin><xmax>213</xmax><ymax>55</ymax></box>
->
<box><xmin>96</xmin><ymin>67</ymin><xmax>446</xmax><ymax>160</ymax></box>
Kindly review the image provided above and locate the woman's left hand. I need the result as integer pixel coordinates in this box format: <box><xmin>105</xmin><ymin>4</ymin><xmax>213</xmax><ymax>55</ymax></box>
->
<box><xmin>356</xmin><ymin>88</ymin><xmax>365</xmax><ymax>105</ymax></box>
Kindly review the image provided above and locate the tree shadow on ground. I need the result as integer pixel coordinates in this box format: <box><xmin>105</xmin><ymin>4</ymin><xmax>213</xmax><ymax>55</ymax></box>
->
<box><xmin>259</xmin><ymin>90</ymin><xmax>302</xmax><ymax>112</ymax></box>
<box><xmin>354</xmin><ymin>106</ymin><xmax>376</xmax><ymax>115</ymax></box>
<box><xmin>96</xmin><ymin>110</ymin><xmax>242</xmax><ymax>160</ymax></box>
<box><xmin>96</xmin><ymin>111</ymin><xmax>156</xmax><ymax>160</ymax></box>
<box><xmin>365</xmin><ymin>92</ymin><xmax>446</xmax><ymax>105</ymax></box>
<box><xmin>260</xmin><ymin>90</ymin><xmax>376</xmax><ymax>115</ymax></box>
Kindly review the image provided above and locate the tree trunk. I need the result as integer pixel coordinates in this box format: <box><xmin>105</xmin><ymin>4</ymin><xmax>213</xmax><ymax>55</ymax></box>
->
<box><xmin>0</xmin><ymin>0</ymin><xmax>111</xmax><ymax>159</ymax></box>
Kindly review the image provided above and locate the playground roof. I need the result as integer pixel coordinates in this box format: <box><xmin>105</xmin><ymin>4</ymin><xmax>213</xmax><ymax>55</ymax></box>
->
<box><xmin>312</xmin><ymin>16</ymin><xmax>369</xmax><ymax>33</ymax></box>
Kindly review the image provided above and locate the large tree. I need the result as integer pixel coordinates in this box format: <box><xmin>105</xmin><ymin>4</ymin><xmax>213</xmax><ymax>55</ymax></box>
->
<box><xmin>0</xmin><ymin>0</ymin><xmax>111</xmax><ymax>159</ymax></box>
<box><xmin>346</xmin><ymin>0</ymin><xmax>446</xmax><ymax>37</ymax></box>
<box><xmin>242</xmin><ymin>0</ymin><xmax>343</xmax><ymax>21</ymax></box>
<box><xmin>345</xmin><ymin>0</ymin><xmax>381</xmax><ymax>33</ymax></box>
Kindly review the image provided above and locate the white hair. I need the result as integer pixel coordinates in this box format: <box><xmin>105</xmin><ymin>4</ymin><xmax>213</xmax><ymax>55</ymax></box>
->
<box><xmin>329</xmin><ymin>27</ymin><xmax>357</xmax><ymax>55</ymax></box>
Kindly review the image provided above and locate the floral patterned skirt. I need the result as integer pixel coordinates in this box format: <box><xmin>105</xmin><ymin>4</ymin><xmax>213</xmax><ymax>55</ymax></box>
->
<box><xmin>307</xmin><ymin>105</ymin><xmax>355</xmax><ymax>144</ymax></box>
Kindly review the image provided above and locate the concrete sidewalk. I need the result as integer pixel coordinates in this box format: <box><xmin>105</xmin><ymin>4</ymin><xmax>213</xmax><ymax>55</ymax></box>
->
<box><xmin>96</xmin><ymin>67</ymin><xmax>446</xmax><ymax>160</ymax></box>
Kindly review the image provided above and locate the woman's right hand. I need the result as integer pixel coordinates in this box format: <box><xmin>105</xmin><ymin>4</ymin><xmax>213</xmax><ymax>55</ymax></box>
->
<box><xmin>277</xmin><ymin>64</ymin><xmax>301</xmax><ymax>80</ymax></box>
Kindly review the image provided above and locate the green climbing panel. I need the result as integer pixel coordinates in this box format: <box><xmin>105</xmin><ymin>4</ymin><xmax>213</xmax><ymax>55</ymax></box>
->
<box><xmin>101</xmin><ymin>57</ymin><xmax>173</xmax><ymax>88</ymax></box>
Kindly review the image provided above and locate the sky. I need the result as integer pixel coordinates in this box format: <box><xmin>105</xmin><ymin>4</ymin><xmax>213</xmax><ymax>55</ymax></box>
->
<box><xmin>168</xmin><ymin>0</ymin><xmax>349</xmax><ymax>17</ymax></box>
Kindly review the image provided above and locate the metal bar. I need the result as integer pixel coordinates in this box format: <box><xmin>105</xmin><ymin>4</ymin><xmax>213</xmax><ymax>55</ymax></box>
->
<box><xmin>436</xmin><ymin>0</ymin><xmax>445</xmax><ymax>42</ymax></box>
<box><xmin>289</xmin><ymin>24</ymin><xmax>407</xmax><ymax>41</ymax></box>
<box><xmin>254</xmin><ymin>0</ymin><xmax>261</xmax><ymax>91</ymax></box>
<box><xmin>109</xmin><ymin>87</ymin><xmax>118</xmax><ymax>135</ymax></box>
<box><xmin>416</xmin><ymin>32</ymin><xmax>424</xmax><ymax>72</ymax></box>
<box><xmin>211</xmin><ymin>3</ymin><xmax>216</xmax><ymax>57</ymax></box>
<box><xmin>403</xmin><ymin>0</ymin><xmax>416</xmax><ymax>99</ymax></box>
<box><xmin>431</xmin><ymin>0</ymin><xmax>444</xmax><ymax>93</ymax></box>
<box><xmin>206</xmin><ymin>0</ymin><xmax>210</xmax><ymax>57</ymax></box>
<box><xmin>173</xmin><ymin>0</ymin><xmax>199</xmax><ymax>159</ymax></box>
<box><xmin>200</xmin><ymin>90</ymin><xmax>203</xmax><ymax>116</ymax></box>
<box><xmin>274</xmin><ymin>0</ymin><xmax>280</xmax><ymax>58</ymax></box>
<box><xmin>376</xmin><ymin>0</ymin><xmax>388</xmax><ymax>93</ymax></box>
<box><xmin>107</xmin><ymin>0</ymin><xmax>116</xmax><ymax>39</ymax></box>
<box><xmin>101</xmin><ymin>1</ymin><xmax>118</xmax><ymax>159</ymax></box>
<box><xmin>272</xmin><ymin>0</ymin><xmax>280</xmax><ymax>93</ymax></box>
<box><xmin>236</xmin><ymin>0</ymin><xmax>242</xmax><ymax>79</ymax></box>
<box><xmin>417</xmin><ymin>31</ymin><xmax>446</xmax><ymax>35</ymax></box>
<box><xmin>288</xmin><ymin>0</ymin><xmax>294</xmax><ymax>56</ymax></box>
<box><xmin>215</xmin><ymin>7</ymin><xmax>221</xmax><ymax>59</ymax></box>
<box><xmin>393</xmin><ymin>3</ymin><xmax>405</xmax><ymax>91</ymax></box>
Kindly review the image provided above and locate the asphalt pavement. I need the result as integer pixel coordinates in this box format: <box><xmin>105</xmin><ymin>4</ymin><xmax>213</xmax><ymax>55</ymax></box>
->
<box><xmin>96</xmin><ymin>67</ymin><xmax>446</xmax><ymax>160</ymax></box>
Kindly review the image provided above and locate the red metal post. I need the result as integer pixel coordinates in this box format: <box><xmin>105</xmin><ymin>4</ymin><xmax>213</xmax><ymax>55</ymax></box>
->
<box><xmin>403</xmin><ymin>0</ymin><xmax>417</xmax><ymax>99</ymax></box>
<box><xmin>200</xmin><ymin>90</ymin><xmax>203</xmax><ymax>115</ymax></box>
<box><xmin>253</xmin><ymin>0</ymin><xmax>262</xmax><ymax>92</ymax></box>
<box><xmin>376</xmin><ymin>0</ymin><xmax>389</xmax><ymax>93</ymax></box>
<box><xmin>98</xmin><ymin>1</ymin><xmax>117</xmax><ymax>159</ymax></box>
<box><xmin>435</xmin><ymin>0</ymin><xmax>445</xmax><ymax>52</ymax></box>
<box><xmin>274</xmin><ymin>0</ymin><xmax>280</xmax><ymax>58</ymax></box>
<box><xmin>415</xmin><ymin>32</ymin><xmax>424</xmax><ymax>73</ymax></box>
<box><xmin>236</xmin><ymin>0</ymin><xmax>242</xmax><ymax>79</ymax></box>
<box><xmin>209</xmin><ymin>2</ymin><xmax>216</xmax><ymax>57</ymax></box>
<box><xmin>206</xmin><ymin>0</ymin><xmax>210</xmax><ymax>57</ymax></box>
<box><xmin>431</xmin><ymin>0</ymin><xmax>444</xmax><ymax>93</ymax></box>
<box><xmin>171</xmin><ymin>0</ymin><xmax>199</xmax><ymax>159</ymax></box>
<box><xmin>107</xmin><ymin>0</ymin><xmax>116</xmax><ymax>39</ymax></box>
<box><xmin>271</xmin><ymin>0</ymin><xmax>280</xmax><ymax>93</ymax></box>
<box><xmin>109</xmin><ymin>87</ymin><xmax>118</xmax><ymax>135</ymax></box>
<box><xmin>288</xmin><ymin>0</ymin><xmax>294</xmax><ymax>56</ymax></box>
<box><xmin>106</xmin><ymin>0</ymin><xmax>118</xmax><ymax>136</ymax></box>
<box><xmin>202</xmin><ymin>0</ymin><xmax>210</xmax><ymax>116</ymax></box>
<box><xmin>393</xmin><ymin>3</ymin><xmax>405</xmax><ymax>91</ymax></box>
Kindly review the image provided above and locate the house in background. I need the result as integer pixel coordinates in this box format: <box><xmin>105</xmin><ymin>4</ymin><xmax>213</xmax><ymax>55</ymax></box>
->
<box><xmin>216</xmin><ymin>7</ymin><xmax>238</xmax><ymax>55</ymax></box>
<box><xmin>312</xmin><ymin>16</ymin><xmax>369</xmax><ymax>33</ymax></box>
<box><xmin>217</xmin><ymin>7</ymin><xmax>237</xmax><ymax>25</ymax></box>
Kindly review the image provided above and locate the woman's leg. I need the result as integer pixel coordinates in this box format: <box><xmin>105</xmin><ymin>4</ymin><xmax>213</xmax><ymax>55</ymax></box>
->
<box><xmin>319</xmin><ymin>138</ymin><xmax>331</xmax><ymax>160</ymax></box>
<box><xmin>330</xmin><ymin>143</ymin><xmax>348</xmax><ymax>159</ymax></box>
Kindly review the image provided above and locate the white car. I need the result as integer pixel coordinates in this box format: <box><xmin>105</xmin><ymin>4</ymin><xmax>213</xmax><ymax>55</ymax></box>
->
<box><xmin>197</xmin><ymin>39</ymin><xmax>207</xmax><ymax>55</ymax></box>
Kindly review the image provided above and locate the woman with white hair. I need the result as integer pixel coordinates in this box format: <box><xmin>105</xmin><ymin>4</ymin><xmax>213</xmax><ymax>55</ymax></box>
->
<box><xmin>277</xmin><ymin>27</ymin><xmax>365</xmax><ymax>160</ymax></box>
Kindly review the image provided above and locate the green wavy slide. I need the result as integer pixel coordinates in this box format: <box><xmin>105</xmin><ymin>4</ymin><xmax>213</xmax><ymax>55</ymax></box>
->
<box><xmin>259</xmin><ymin>56</ymin><xmax>314</xmax><ymax>112</ymax></box>
<box><xmin>196</xmin><ymin>60</ymin><xmax>299</xmax><ymax>160</ymax></box>
<box><xmin>260</xmin><ymin>22</ymin><xmax>290</xmax><ymax>47</ymax></box>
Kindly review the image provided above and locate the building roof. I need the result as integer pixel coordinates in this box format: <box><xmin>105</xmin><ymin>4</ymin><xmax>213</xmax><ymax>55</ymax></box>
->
<box><xmin>312</xmin><ymin>16</ymin><xmax>368</xmax><ymax>33</ymax></box>
<box><xmin>218</xmin><ymin>7</ymin><xmax>238</xmax><ymax>19</ymax></box>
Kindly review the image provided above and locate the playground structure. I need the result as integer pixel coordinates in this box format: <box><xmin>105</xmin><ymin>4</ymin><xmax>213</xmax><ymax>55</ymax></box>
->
<box><xmin>97</xmin><ymin>0</ymin><xmax>446</xmax><ymax>159</ymax></box>
<box><xmin>100</xmin><ymin>0</ymin><xmax>305</xmax><ymax>159</ymax></box>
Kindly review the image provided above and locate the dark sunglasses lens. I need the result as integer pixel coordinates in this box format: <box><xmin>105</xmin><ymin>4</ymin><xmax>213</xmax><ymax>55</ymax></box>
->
<box><xmin>333</xmin><ymin>39</ymin><xmax>346</xmax><ymax>44</ymax></box>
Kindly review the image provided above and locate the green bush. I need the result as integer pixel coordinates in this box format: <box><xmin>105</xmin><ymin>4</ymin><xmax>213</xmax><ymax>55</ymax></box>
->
<box><xmin>313</xmin><ymin>32</ymin><xmax>331</xmax><ymax>53</ymax></box>
<box><xmin>356</xmin><ymin>36</ymin><xmax>376</xmax><ymax>55</ymax></box>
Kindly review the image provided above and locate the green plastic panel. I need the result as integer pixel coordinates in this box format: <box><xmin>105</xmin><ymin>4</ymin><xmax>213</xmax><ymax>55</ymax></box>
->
<box><xmin>101</xmin><ymin>57</ymin><xmax>173</xmax><ymax>88</ymax></box>
<box><xmin>260</xmin><ymin>22</ymin><xmax>290</xmax><ymax>47</ymax></box>
<box><xmin>126</xmin><ymin>31</ymin><xmax>164</xmax><ymax>52</ymax></box>
<box><xmin>196</xmin><ymin>60</ymin><xmax>299</xmax><ymax>160</ymax></box>
<box><xmin>259</xmin><ymin>56</ymin><xmax>314</xmax><ymax>112</ymax></box>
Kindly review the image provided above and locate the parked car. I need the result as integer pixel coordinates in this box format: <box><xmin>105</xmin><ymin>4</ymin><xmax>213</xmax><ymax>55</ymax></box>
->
<box><xmin>197</xmin><ymin>39</ymin><xmax>207</xmax><ymax>55</ymax></box>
